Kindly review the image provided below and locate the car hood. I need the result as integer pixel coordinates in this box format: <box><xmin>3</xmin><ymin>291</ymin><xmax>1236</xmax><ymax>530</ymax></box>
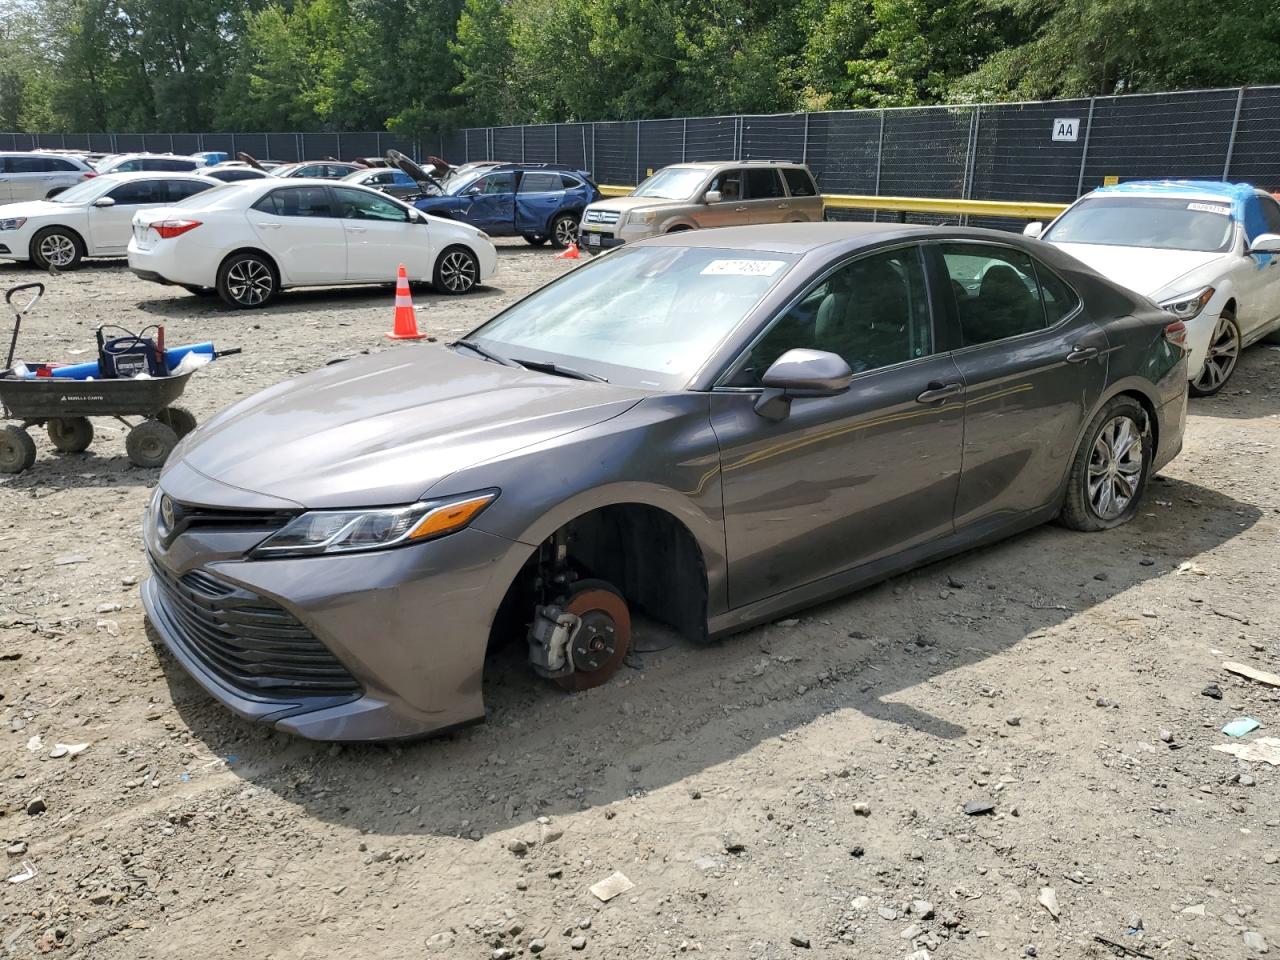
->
<box><xmin>168</xmin><ymin>346</ymin><xmax>646</xmax><ymax>509</ymax></box>
<box><xmin>1051</xmin><ymin>242</ymin><xmax>1229</xmax><ymax>298</ymax></box>
<box><xmin>587</xmin><ymin>196</ymin><xmax>690</xmax><ymax>214</ymax></box>
<box><xmin>1</xmin><ymin>199</ymin><xmax>78</xmax><ymax>219</ymax></box>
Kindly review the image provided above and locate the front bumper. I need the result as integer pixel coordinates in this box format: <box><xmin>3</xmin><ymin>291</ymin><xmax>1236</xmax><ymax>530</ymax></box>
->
<box><xmin>141</xmin><ymin>484</ymin><xmax>529</xmax><ymax>741</ymax></box>
<box><xmin>578</xmin><ymin>229</ymin><xmax>625</xmax><ymax>252</ymax></box>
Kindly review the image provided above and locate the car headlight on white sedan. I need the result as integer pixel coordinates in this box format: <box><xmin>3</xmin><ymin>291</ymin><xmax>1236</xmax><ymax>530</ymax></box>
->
<box><xmin>0</xmin><ymin>217</ymin><xmax>27</xmax><ymax>231</ymax></box>
<box><xmin>1158</xmin><ymin>286</ymin><xmax>1214</xmax><ymax>321</ymax></box>
<box><xmin>250</xmin><ymin>491</ymin><xmax>497</xmax><ymax>558</ymax></box>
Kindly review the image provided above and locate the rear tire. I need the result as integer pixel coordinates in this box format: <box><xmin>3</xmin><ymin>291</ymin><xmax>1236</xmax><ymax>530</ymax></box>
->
<box><xmin>47</xmin><ymin>417</ymin><xmax>94</xmax><ymax>453</ymax></box>
<box><xmin>1189</xmin><ymin>311</ymin><xmax>1241</xmax><ymax>397</ymax></box>
<box><xmin>126</xmin><ymin>420</ymin><xmax>179</xmax><ymax>468</ymax></box>
<box><xmin>157</xmin><ymin>406</ymin><xmax>197</xmax><ymax>439</ymax></box>
<box><xmin>0</xmin><ymin>425</ymin><xmax>36</xmax><ymax>474</ymax></box>
<box><xmin>433</xmin><ymin>246</ymin><xmax>480</xmax><ymax>295</ymax></box>
<box><xmin>1058</xmin><ymin>397</ymin><xmax>1151</xmax><ymax>532</ymax></box>
<box><xmin>30</xmin><ymin>227</ymin><xmax>83</xmax><ymax>271</ymax></box>
<box><xmin>522</xmin><ymin>233</ymin><xmax>548</xmax><ymax>246</ymax></box>
<box><xmin>216</xmin><ymin>252</ymin><xmax>278</xmax><ymax>309</ymax></box>
<box><xmin>549</xmin><ymin>213</ymin><xmax>579</xmax><ymax>249</ymax></box>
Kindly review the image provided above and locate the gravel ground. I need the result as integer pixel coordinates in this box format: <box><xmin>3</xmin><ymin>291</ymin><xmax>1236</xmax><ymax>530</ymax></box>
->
<box><xmin>1</xmin><ymin>242</ymin><xmax>1278</xmax><ymax>960</ymax></box>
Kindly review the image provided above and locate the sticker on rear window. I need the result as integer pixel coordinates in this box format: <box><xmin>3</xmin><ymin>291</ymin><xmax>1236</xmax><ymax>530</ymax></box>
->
<box><xmin>701</xmin><ymin>259</ymin><xmax>787</xmax><ymax>277</ymax></box>
<box><xmin>1187</xmin><ymin>202</ymin><xmax>1231</xmax><ymax>216</ymax></box>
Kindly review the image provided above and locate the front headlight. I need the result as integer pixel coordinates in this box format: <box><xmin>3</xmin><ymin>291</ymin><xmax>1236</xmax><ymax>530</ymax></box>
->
<box><xmin>1158</xmin><ymin>286</ymin><xmax>1214</xmax><ymax>321</ymax></box>
<box><xmin>627</xmin><ymin>210</ymin><xmax>657</xmax><ymax>227</ymax></box>
<box><xmin>0</xmin><ymin>217</ymin><xmax>27</xmax><ymax>231</ymax></box>
<box><xmin>251</xmin><ymin>491</ymin><xmax>497</xmax><ymax>558</ymax></box>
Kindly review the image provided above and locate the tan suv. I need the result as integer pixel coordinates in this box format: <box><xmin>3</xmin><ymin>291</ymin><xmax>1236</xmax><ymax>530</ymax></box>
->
<box><xmin>578</xmin><ymin>161</ymin><xmax>824</xmax><ymax>253</ymax></box>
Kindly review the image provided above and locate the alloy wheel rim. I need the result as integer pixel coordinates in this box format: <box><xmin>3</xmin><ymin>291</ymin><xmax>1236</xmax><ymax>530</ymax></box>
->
<box><xmin>555</xmin><ymin>218</ymin><xmax>576</xmax><ymax>246</ymax></box>
<box><xmin>39</xmin><ymin>234</ymin><xmax>76</xmax><ymax>266</ymax></box>
<box><xmin>1086</xmin><ymin>415</ymin><xmax>1144</xmax><ymax>521</ymax></box>
<box><xmin>226</xmin><ymin>260</ymin><xmax>273</xmax><ymax>305</ymax></box>
<box><xmin>441</xmin><ymin>252</ymin><xmax>477</xmax><ymax>292</ymax></box>
<box><xmin>1193</xmin><ymin>315</ymin><xmax>1239</xmax><ymax>392</ymax></box>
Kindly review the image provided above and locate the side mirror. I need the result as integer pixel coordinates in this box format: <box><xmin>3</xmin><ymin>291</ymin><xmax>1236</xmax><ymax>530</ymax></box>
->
<box><xmin>1247</xmin><ymin>231</ymin><xmax>1280</xmax><ymax>255</ymax></box>
<box><xmin>92</xmin><ymin>196</ymin><xmax>116</xmax><ymax>208</ymax></box>
<box><xmin>704</xmin><ymin>189</ymin><xmax>722</xmax><ymax>204</ymax></box>
<box><xmin>1022</xmin><ymin>221</ymin><xmax>1044</xmax><ymax>239</ymax></box>
<box><xmin>755</xmin><ymin>348</ymin><xmax>853</xmax><ymax>419</ymax></box>
<box><xmin>407</xmin><ymin>207</ymin><xmax>424</xmax><ymax>223</ymax></box>
<box><xmin>465</xmin><ymin>186</ymin><xmax>482</xmax><ymax>197</ymax></box>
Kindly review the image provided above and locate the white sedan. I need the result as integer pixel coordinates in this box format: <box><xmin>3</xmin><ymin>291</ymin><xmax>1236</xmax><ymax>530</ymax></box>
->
<box><xmin>0</xmin><ymin>172</ymin><xmax>220</xmax><ymax>269</ymax></box>
<box><xmin>1028</xmin><ymin>181</ymin><xmax>1280</xmax><ymax>396</ymax></box>
<box><xmin>127</xmin><ymin>178</ymin><xmax>497</xmax><ymax>308</ymax></box>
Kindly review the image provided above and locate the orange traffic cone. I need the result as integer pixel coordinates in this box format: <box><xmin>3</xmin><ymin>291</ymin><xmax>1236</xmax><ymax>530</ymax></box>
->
<box><xmin>556</xmin><ymin>242</ymin><xmax>581</xmax><ymax>260</ymax></box>
<box><xmin>385</xmin><ymin>264</ymin><xmax>425</xmax><ymax>340</ymax></box>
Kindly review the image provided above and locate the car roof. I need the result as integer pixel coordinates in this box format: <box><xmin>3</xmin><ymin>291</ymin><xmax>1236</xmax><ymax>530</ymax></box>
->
<box><xmin>663</xmin><ymin>161</ymin><xmax>809</xmax><ymax>170</ymax></box>
<box><xmin>0</xmin><ymin>150</ymin><xmax>88</xmax><ymax>158</ymax></box>
<box><xmin>96</xmin><ymin>171</ymin><xmax>219</xmax><ymax>182</ymax></box>
<box><xmin>640</xmin><ymin>221</ymin><xmax>1050</xmax><ymax>255</ymax></box>
<box><xmin>1090</xmin><ymin>179</ymin><xmax>1260</xmax><ymax>204</ymax></box>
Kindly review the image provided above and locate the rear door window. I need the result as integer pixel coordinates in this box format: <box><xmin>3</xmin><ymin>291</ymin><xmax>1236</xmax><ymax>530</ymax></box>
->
<box><xmin>255</xmin><ymin>186</ymin><xmax>335</xmax><ymax>217</ymax></box>
<box><xmin>939</xmin><ymin>243</ymin><xmax>1056</xmax><ymax>345</ymax></box>
<box><xmin>518</xmin><ymin>172</ymin><xmax>563</xmax><ymax>193</ymax></box>
<box><xmin>745</xmin><ymin>169</ymin><xmax>785</xmax><ymax>200</ymax></box>
<box><xmin>165</xmin><ymin>179</ymin><xmax>211</xmax><ymax>202</ymax></box>
<box><xmin>7</xmin><ymin>156</ymin><xmax>55</xmax><ymax>173</ymax></box>
<box><xmin>782</xmin><ymin>168</ymin><xmax>818</xmax><ymax>197</ymax></box>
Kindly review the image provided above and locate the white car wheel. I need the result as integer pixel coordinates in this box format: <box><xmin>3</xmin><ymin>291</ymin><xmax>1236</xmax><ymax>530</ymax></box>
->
<box><xmin>434</xmin><ymin>247</ymin><xmax>479</xmax><ymax>295</ymax></box>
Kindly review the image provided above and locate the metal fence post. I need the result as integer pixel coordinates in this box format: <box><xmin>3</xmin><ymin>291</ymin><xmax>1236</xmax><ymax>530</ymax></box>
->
<box><xmin>873</xmin><ymin>110</ymin><xmax>885</xmax><ymax>222</ymax></box>
<box><xmin>591</xmin><ymin>123</ymin><xmax>596</xmax><ymax>177</ymax></box>
<box><xmin>1223</xmin><ymin>87</ymin><xmax>1245</xmax><ymax>180</ymax></box>
<box><xmin>553</xmin><ymin>124</ymin><xmax>559</xmax><ymax>163</ymax></box>
<box><xmin>801</xmin><ymin>112</ymin><xmax>810</xmax><ymax>164</ymax></box>
<box><xmin>735</xmin><ymin>116</ymin><xmax>742</xmax><ymax>160</ymax></box>
<box><xmin>635</xmin><ymin>120</ymin><xmax>641</xmax><ymax>184</ymax></box>
<box><xmin>681</xmin><ymin>118</ymin><xmax>687</xmax><ymax>162</ymax></box>
<box><xmin>521</xmin><ymin>127</ymin><xmax>526</xmax><ymax>162</ymax></box>
<box><xmin>1075</xmin><ymin>97</ymin><xmax>1096</xmax><ymax>198</ymax></box>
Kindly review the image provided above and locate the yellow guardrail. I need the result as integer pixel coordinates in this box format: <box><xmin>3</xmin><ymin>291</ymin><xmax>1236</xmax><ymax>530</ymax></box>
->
<box><xmin>597</xmin><ymin>184</ymin><xmax>1067</xmax><ymax>220</ymax></box>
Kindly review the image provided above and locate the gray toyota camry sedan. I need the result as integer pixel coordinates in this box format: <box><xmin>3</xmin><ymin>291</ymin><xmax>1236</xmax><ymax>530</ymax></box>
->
<box><xmin>142</xmin><ymin>223</ymin><xmax>1188</xmax><ymax>740</ymax></box>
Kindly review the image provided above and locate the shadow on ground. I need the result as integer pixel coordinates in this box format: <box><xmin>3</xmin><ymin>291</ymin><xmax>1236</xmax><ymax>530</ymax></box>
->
<box><xmin>151</xmin><ymin>473</ymin><xmax>1261</xmax><ymax>841</ymax></box>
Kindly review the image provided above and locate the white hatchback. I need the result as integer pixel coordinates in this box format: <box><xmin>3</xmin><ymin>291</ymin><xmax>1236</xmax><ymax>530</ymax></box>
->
<box><xmin>0</xmin><ymin>172</ymin><xmax>220</xmax><ymax>269</ymax></box>
<box><xmin>1028</xmin><ymin>181</ymin><xmax>1280</xmax><ymax>396</ymax></box>
<box><xmin>127</xmin><ymin>178</ymin><xmax>498</xmax><ymax>308</ymax></box>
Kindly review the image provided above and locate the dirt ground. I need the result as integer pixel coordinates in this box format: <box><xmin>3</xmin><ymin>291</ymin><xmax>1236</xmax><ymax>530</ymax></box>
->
<box><xmin>1</xmin><ymin>240</ymin><xmax>1278</xmax><ymax>960</ymax></box>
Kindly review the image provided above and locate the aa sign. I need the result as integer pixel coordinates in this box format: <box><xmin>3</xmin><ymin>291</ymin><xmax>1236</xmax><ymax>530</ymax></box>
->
<box><xmin>1053</xmin><ymin>118</ymin><xmax>1080</xmax><ymax>142</ymax></box>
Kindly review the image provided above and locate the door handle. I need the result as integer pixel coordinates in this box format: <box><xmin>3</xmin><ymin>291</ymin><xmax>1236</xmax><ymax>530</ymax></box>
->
<box><xmin>259</xmin><ymin>222</ymin><xmax>282</xmax><ymax>230</ymax></box>
<box><xmin>1065</xmin><ymin>345</ymin><xmax>1099</xmax><ymax>363</ymax></box>
<box><xmin>347</xmin><ymin>226</ymin><xmax>367</xmax><ymax>233</ymax></box>
<box><xmin>735</xmin><ymin>206</ymin><xmax>747</xmax><ymax>212</ymax></box>
<box><xmin>776</xmin><ymin>203</ymin><xmax>789</xmax><ymax>209</ymax></box>
<box><xmin>916</xmin><ymin>381</ymin><xmax>963</xmax><ymax>403</ymax></box>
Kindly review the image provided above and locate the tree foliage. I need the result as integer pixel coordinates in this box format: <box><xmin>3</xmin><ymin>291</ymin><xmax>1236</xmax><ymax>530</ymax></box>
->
<box><xmin>1</xmin><ymin>0</ymin><xmax>1278</xmax><ymax>134</ymax></box>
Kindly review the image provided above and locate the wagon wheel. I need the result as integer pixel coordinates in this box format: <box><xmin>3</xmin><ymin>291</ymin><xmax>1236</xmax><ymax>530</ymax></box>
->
<box><xmin>0</xmin><ymin>425</ymin><xmax>37</xmax><ymax>474</ymax></box>
<box><xmin>157</xmin><ymin>406</ymin><xmax>197</xmax><ymax>439</ymax></box>
<box><xmin>47</xmin><ymin>417</ymin><xmax>94</xmax><ymax>454</ymax></box>
<box><xmin>125</xmin><ymin>420</ymin><xmax>179</xmax><ymax>469</ymax></box>
<box><xmin>554</xmin><ymin>579</ymin><xmax>632</xmax><ymax>692</ymax></box>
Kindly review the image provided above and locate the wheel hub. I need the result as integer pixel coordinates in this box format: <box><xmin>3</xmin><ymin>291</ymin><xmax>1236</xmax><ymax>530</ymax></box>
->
<box><xmin>555</xmin><ymin>586</ymin><xmax>631</xmax><ymax>691</ymax></box>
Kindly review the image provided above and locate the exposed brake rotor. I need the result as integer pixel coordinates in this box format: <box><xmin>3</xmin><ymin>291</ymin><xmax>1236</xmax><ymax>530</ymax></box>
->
<box><xmin>555</xmin><ymin>583</ymin><xmax>631</xmax><ymax>692</ymax></box>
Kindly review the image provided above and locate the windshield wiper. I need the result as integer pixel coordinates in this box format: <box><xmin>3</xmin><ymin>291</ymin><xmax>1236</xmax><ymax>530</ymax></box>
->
<box><xmin>452</xmin><ymin>339</ymin><xmax>521</xmax><ymax>367</ymax></box>
<box><xmin>511</xmin><ymin>358</ymin><xmax>608</xmax><ymax>383</ymax></box>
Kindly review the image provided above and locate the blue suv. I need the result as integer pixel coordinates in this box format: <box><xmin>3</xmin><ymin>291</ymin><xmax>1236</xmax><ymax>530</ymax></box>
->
<box><xmin>406</xmin><ymin>162</ymin><xmax>602</xmax><ymax>248</ymax></box>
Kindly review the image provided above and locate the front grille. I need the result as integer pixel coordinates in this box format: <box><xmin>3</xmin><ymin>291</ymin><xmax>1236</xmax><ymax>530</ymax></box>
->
<box><xmin>149</xmin><ymin>558</ymin><xmax>361</xmax><ymax>700</ymax></box>
<box><xmin>172</xmin><ymin>502</ymin><xmax>295</xmax><ymax>535</ymax></box>
<box><xmin>584</xmin><ymin>209</ymin><xmax>620</xmax><ymax>225</ymax></box>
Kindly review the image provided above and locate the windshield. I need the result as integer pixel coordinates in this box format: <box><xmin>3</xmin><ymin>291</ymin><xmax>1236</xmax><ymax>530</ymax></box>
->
<box><xmin>1045</xmin><ymin>195</ymin><xmax>1236</xmax><ymax>252</ymax></box>
<box><xmin>51</xmin><ymin>177</ymin><xmax>114</xmax><ymax>204</ymax></box>
<box><xmin>445</xmin><ymin>172</ymin><xmax>484</xmax><ymax>195</ymax></box>
<box><xmin>632</xmin><ymin>167</ymin><xmax>707</xmax><ymax>201</ymax></box>
<box><xmin>467</xmin><ymin>245</ymin><xmax>797</xmax><ymax>389</ymax></box>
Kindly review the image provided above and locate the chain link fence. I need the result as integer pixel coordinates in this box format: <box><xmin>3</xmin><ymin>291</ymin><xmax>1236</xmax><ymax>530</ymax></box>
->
<box><xmin>8</xmin><ymin>85</ymin><xmax>1280</xmax><ymax>227</ymax></box>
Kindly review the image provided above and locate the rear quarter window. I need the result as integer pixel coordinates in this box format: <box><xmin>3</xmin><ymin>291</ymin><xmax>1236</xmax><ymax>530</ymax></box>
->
<box><xmin>783</xmin><ymin>168</ymin><xmax>818</xmax><ymax>197</ymax></box>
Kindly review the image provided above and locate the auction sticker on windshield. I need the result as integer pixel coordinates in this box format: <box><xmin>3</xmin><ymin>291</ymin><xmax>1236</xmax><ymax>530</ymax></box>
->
<box><xmin>1187</xmin><ymin>202</ymin><xmax>1231</xmax><ymax>216</ymax></box>
<box><xmin>701</xmin><ymin>259</ymin><xmax>788</xmax><ymax>277</ymax></box>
